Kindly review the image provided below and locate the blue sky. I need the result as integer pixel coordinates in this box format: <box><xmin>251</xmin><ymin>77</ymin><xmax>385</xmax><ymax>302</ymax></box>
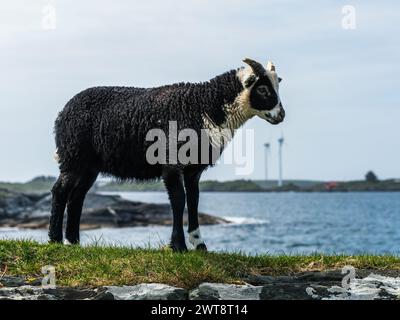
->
<box><xmin>0</xmin><ymin>0</ymin><xmax>399</xmax><ymax>182</ymax></box>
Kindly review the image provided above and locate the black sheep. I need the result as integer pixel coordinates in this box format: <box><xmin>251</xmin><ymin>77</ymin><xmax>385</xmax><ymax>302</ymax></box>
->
<box><xmin>49</xmin><ymin>58</ymin><xmax>285</xmax><ymax>251</ymax></box>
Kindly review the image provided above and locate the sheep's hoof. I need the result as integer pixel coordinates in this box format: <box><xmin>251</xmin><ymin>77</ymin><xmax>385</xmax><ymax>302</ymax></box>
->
<box><xmin>48</xmin><ymin>239</ymin><xmax>63</xmax><ymax>244</ymax></box>
<box><xmin>48</xmin><ymin>235</ymin><xmax>63</xmax><ymax>244</ymax></box>
<box><xmin>63</xmin><ymin>239</ymin><xmax>73</xmax><ymax>245</ymax></box>
<box><xmin>64</xmin><ymin>238</ymin><xmax>80</xmax><ymax>245</ymax></box>
<box><xmin>196</xmin><ymin>243</ymin><xmax>208</xmax><ymax>251</ymax></box>
<box><xmin>170</xmin><ymin>242</ymin><xmax>188</xmax><ymax>252</ymax></box>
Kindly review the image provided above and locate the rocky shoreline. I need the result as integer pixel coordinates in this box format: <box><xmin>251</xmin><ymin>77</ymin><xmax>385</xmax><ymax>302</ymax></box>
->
<box><xmin>1</xmin><ymin>270</ymin><xmax>399</xmax><ymax>300</ymax></box>
<box><xmin>0</xmin><ymin>189</ymin><xmax>228</xmax><ymax>229</ymax></box>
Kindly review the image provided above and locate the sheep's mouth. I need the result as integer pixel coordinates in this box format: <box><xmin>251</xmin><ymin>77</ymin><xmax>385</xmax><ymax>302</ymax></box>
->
<box><xmin>265</xmin><ymin>113</ymin><xmax>285</xmax><ymax>125</ymax></box>
<box><xmin>265</xmin><ymin>106</ymin><xmax>285</xmax><ymax>125</ymax></box>
<box><xmin>266</xmin><ymin>117</ymin><xmax>282</xmax><ymax>125</ymax></box>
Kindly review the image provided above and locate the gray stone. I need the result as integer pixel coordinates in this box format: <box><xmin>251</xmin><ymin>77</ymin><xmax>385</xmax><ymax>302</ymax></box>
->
<box><xmin>189</xmin><ymin>283</ymin><xmax>263</xmax><ymax>300</ymax></box>
<box><xmin>260</xmin><ymin>283</ymin><xmax>331</xmax><ymax>300</ymax></box>
<box><xmin>0</xmin><ymin>286</ymin><xmax>51</xmax><ymax>300</ymax></box>
<box><xmin>104</xmin><ymin>283</ymin><xmax>188</xmax><ymax>300</ymax></box>
<box><xmin>1</xmin><ymin>270</ymin><xmax>400</xmax><ymax>300</ymax></box>
<box><xmin>244</xmin><ymin>270</ymin><xmax>345</xmax><ymax>286</ymax></box>
<box><xmin>0</xmin><ymin>285</ymin><xmax>103</xmax><ymax>300</ymax></box>
<box><xmin>244</xmin><ymin>275</ymin><xmax>297</xmax><ymax>285</ymax></box>
<box><xmin>0</xmin><ymin>276</ymin><xmax>27</xmax><ymax>287</ymax></box>
<box><xmin>295</xmin><ymin>270</ymin><xmax>346</xmax><ymax>282</ymax></box>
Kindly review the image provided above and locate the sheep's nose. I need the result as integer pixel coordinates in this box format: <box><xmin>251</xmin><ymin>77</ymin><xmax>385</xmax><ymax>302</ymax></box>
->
<box><xmin>277</xmin><ymin>105</ymin><xmax>285</xmax><ymax>121</ymax></box>
<box><xmin>279</xmin><ymin>107</ymin><xmax>285</xmax><ymax>120</ymax></box>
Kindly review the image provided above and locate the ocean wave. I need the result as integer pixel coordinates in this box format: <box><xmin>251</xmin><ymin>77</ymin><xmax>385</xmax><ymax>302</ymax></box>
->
<box><xmin>223</xmin><ymin>216</ymin><xmax>269</xmax><ymax>225</ymax></box>
<box><xmin>0</xmin><ymin>227</ymin><xmax>21</xmax><ymax>232</ymax></box>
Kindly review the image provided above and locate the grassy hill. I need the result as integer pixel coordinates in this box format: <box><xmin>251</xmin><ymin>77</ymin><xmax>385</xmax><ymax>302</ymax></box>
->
<box><xmin>0</xmin><ymin>176</ymin><xmax>56</xmax><ymax>193</ymax></box>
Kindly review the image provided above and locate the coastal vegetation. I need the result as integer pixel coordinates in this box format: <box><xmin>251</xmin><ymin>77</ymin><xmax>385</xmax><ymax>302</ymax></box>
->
<box><xmin>1</xmin><ymin>240</ymin><xmax>400</xmax><ymax>288</ymax></box>
<box><xmin>1</xmin><ymin>175</ymin><xmax>399</xmax><ymax>193</ymax></box>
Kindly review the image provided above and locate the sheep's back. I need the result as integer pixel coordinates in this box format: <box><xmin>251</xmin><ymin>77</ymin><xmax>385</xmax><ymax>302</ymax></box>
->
<box><xmin>54</xmin><ymin>85</ymin><xmax>206</xmax><ymax>179</ymax></box>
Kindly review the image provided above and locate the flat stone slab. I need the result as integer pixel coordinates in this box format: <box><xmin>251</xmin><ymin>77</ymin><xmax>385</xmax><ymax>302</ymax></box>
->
<box><xmin>190</xmin><ymin>283</ymin><xmax>263</xmax><ymax>300</ymax></box>
<box><xmin>102</xmin><ymin>284</ymin><xmax>188</xmax><ymax>300</ymax></box>
<box><xmin>0</xmin><ymin>285</ymin><xmax>102</xmax><ymax>300</ymax></box>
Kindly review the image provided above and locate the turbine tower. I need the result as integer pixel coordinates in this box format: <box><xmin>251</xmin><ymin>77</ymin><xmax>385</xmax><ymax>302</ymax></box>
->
<box><xmin>264</xmin><ymin>143</ymin><xmax>270</xmax><ymax>181</ymax></box>
<box><xmin>278</xmin><ymin>135</ymin><xmax>284</xmax><ymax>187</ymax></box>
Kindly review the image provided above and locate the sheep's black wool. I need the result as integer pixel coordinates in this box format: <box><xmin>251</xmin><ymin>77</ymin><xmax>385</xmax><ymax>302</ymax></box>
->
<box><xmin>49</xmin><ymin>59</ymin><xmax>285</xmax><ymax>251</ymax></box>
<box><xmin>55</xmin><ymin>70</ymin><xmax>242</xmax><ymax>179</ymax></box>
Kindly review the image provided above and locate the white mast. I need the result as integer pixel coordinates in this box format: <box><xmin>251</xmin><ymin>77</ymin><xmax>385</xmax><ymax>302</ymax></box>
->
<box><xmin>264</xmin><ymin>143</ymin><xmax>270</xmax><ymax>181</ymax></box>
<box><xmin>278</xmin><ymin>135</ymin><xmax>284</xmax><ymax>187</ymax></box>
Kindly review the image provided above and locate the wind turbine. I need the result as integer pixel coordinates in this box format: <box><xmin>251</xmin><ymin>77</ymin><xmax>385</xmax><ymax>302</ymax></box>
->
<box><xmin>264</xmin><ymin>143</ymin><xmax>270</xmax><ymax>181</ymax></box>
<box><xmin>277</xmin><ymin>134</ymin><xmax>284</xmax><ymax>187</ymax></box>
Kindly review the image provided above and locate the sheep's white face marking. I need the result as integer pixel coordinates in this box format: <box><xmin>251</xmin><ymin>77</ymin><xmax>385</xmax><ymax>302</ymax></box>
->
<box><xmin>188</xmin><ymin>228</ymin><xmax>205</xmax><ymax>248</ymax></box>
<box><xmin>237</xmin><ymin>60</ymin><xmax>285</xmax><ymax>125</ymax></box>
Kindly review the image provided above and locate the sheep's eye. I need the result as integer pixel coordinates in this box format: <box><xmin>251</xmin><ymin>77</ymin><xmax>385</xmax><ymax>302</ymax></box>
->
<box><xmin>256</xmin><ymin>85</ymin><xmax>269</xmax><ymax>96</ymax></box>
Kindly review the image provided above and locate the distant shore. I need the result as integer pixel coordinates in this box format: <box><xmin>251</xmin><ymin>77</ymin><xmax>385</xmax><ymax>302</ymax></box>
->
<box><xmin>1</xmin><ymin>176</ymin><xmax>399</xmax><ymax>193</ymax></box>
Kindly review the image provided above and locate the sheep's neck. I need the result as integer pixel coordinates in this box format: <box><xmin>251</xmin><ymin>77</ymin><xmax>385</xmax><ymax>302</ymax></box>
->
<box><xmin>222</xmin><ymin>92</ymin><xmax>253</xmax><ymax>131</ymax></box>
<box><xmin>202</xmin><ymin>89</ymin><xmax>254</xmax><ymax>148</ymax></box>
<box><xmin>205</xmin><ymin>86</ymin><xmax>253</xmax><ymax>128</ymax></box>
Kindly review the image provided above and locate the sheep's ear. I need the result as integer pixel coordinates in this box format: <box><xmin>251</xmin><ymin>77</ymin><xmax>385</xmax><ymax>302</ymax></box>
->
<box><xmin>266</xmin><ymin>61</ymin><xmax>276</xmax><ymax>72</ymax></box>
<box><xmin>278</xmin><ymin>77</ymin><xmax>282</xmax><ymax>83</ymax></box>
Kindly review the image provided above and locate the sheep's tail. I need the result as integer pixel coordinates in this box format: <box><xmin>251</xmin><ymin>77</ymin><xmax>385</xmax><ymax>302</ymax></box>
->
<box><xmin>53</xmin><ymin>149</ymin><xmax>60</xmax><ymax>163</ymax></box>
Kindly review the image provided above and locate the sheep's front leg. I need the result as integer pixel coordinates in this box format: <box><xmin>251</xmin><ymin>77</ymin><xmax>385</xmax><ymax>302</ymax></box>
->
<box><xmin>184</xmin><ymin>169</ymin><xmax>207</xmax><ymax>251</ymax></box>
<box><xmin>163</xmin><ymin>168</ymin><xmax>187</xmax><ymax>252</ymax></box>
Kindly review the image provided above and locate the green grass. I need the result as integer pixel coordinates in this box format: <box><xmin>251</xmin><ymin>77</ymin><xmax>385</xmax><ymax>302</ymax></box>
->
<box><xmin>1</xmin><ymin>240</ymin><xmax>400</xmax><ymax>288</ymax></box>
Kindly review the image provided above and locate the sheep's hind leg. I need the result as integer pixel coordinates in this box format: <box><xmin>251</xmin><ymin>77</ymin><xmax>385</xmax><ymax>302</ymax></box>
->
<box><xmin>49</xmin><ymin>173</ymin><xmax>77</xmax><ymax>243</ymax></box>
<box><xmin>184</xmin><ymin>169</ymin><xmax>207</xmax><ymax>251</ymax></box>
<box><xmin>163</xmin><ymin>168</ymin><xmax>187</xmax><ymax>252</ymax></box>
<box><xmin>64</xmin><ymin>170</ymin><xmax>98</xmax><ymax>245</ymax></box>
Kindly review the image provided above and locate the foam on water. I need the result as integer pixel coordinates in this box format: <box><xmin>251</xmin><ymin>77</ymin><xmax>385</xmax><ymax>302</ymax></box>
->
<box><xmin>223</xmin><ymin>216</ymin><xmax>269</xmax><ymax>225</ymax></box>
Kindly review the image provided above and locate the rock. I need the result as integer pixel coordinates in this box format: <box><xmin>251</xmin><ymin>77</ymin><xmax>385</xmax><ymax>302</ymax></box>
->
<box><xmin>295</xmin><ymin>270</ymin><xmax>346</xmax><ymax>282</ymax></box>
<box><xmin>0</xmin><ymin>189</ymin><xmax>38</xmax><ymax>218</ymax></box>
<box><xmin>1</xmin><ymin>270</ymin><xmax>400</xmax><ymax>300</ymax></box>
<box><xmin>244</xmin><ymin>270</ymin><xmax>345</xmax><ymax>300</ymax></box>
<box><xmin>0</xmin><ymin>190</ymin><xmax>228</xmax><ymax>229</ymax></box>
<box><xmin>244</xmin><ymin>274</ymin><xmax>297</xmax><ymax>285</ymax></box>
<box><xmin>246</xmin><ymin>270</ymin><xmax>400</xmax><ymax>300</ymax></box>
<box><xmin>244</xmin><ymin>270</ymin><xmax>345</xmax><ymax>285</ymax></box>
<box><xmin>0</xmin><ymin>285</ymin><xmax>105</xmax><ymax>300</ymax></box>
<box><xmin>103</xmin><ymin>284</ymin><xmax>188</xmax><ymax>300</ymax></box>
<box><xmin>260</xmin><ymin>283</ymin><xmax>330</xmax><ymax>300</ymax></box>
<box><xmin>0</xmin><ymin>276</ymin><xmax>27</xmax><ymax>287</ymax></box>
<box><xmin>189</xmin><ymin>283</ymin><xmax>263</xmax><ymax>300</ymax></box>
<box><xmin>323</xmin><ymin>273</ymin><xmax>400</xmax><ymax>300</ymax></box>
<box><xmin>0</xmin><ymin>286</ymin><xmax>54</xmax><ymax>300</ymax></box>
